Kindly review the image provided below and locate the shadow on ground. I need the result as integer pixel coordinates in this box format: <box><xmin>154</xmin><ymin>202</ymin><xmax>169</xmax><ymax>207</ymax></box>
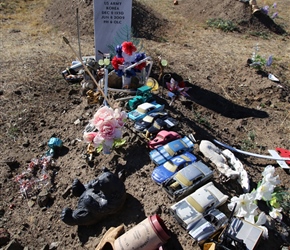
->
<box><xmin>186</xmin><ymin>84</ymin><xmax>269</xmax><ymax>119</ymax></box>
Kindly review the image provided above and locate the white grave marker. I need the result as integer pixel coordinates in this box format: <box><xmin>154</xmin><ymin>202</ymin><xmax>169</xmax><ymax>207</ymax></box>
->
<box><xmin>93</xmin><ymin>0</ymin><xmax>132</xmax><ymax>60</ymax></box>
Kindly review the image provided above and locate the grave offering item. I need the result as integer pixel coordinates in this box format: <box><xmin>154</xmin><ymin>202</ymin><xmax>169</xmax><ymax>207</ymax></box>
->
<box><xmin>199</xmin><ymin>140</ymin><xmax>250</xmax><ymax>192</ymax></box>
<box><xmin>111</xmin><ymin>41</ymin><xmax>147</xmax><ymax>89</ymax></box>
<box><xmin>114</xmin><ymin>214</ymin><xmax>171</xmax><ymax>250</ymax></box>
<box><xmin>61</xmin><ymin>168</ymin><xmax>126</xmax><ymax>226</ymax></box>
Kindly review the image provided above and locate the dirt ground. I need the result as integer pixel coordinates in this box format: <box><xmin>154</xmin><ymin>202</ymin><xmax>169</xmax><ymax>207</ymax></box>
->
<box><xmin>0</xmin><ymin>0</ymin><xmax>290</xmax><ymax>249</ymax></box>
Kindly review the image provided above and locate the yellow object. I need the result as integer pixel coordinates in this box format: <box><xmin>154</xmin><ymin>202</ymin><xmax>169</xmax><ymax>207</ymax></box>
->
<box><xmin>203</xmin><ymin>242</ymin><xmax>216</xmax><ymax>250</ymax></box>
<box><xmin>186</xmin><ymin>196</ymin><xmax>204</xmax><ymax>213</ymax></box>
<box><xmin>146</xmin><ymin>77</ymin><xmax>159</xmax><ymax>92</ymax></box>
<box><xmin>174</xmin><ymin>172</ymin><xmax>192</xmax><ymax>187</ymax></box>
<box><xmin>169</xmin><ymin>181</ymin><xmax>180</xmax><ymax>190</ymax></box>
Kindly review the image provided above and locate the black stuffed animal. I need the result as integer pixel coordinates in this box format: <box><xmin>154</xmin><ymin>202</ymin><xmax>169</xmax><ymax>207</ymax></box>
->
<box><xmin>61</xmin><ymin>168</ymin><xmax>126</xmax><ymax>226</ymax></box>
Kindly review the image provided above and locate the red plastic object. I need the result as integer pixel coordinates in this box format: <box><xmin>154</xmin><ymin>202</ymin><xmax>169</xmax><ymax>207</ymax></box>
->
<box><xmin>276</xmin><ymin>147</ymin><xmax>290</xmax><ymax>164</ymax></box>
<box><xmin>149</xmin><ymin>214</ymin><xmax>171</xmax><ymax>243</ymax></box>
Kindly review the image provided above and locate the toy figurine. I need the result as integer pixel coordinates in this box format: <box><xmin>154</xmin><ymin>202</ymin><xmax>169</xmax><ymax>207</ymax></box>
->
<box><xmin>61</xmin><ymin>168</ymin><xmax>126</xmax><ymax>226</ymax></box>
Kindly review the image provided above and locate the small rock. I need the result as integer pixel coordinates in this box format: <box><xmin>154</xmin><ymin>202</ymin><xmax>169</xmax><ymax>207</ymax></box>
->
<box><xmin>74</xmin><ymin>119</ymin><xmax>81</xmax><ymax>125</ymax></box>
<box><xmin>27</xmin><ymin>200</ymin><xmax>35</xmax><ymax>208</ymax></box>
<box><xmin>62</xmin><ymin>186</ymin><xmax>71</xmax><ymax>199</ymax></box>
<box><xmin>37</xmin><ymin>190</ymin><xmax>51</xmax><ymax>207</ymax></box>
<box><xmin>49</xmin><ymin>242</ymin><xmax>60</xmax><ymax>250</ymax></box>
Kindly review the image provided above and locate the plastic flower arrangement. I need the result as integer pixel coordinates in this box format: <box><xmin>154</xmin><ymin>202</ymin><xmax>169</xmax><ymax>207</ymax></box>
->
<box><xmin>248</xmin><ymin>44</ymin><xmax>273</xmax><ymax>71</ymax></box>
<box><xmin>166</xmin><ymin>78</ymin><xmax>191</xmax><ymax>105</ymax></box>
<box><xmin>83</xmin><ymin>106</ymin><xmax>127</xmax><ymax>154</ymax></box>
<box><xmin>111</xmin><ymin>41</ymin><xmax>147</xmax><ymax>78</ymax></box>
<box><xmin>227</xmin><ymin>165</ymin><xmax>284</xmax><ymax>238</ymax></box>
<box><xmin>261</xmin><ymin>2</ymin><xmax>278</xmax><ymax>19</ymax></box>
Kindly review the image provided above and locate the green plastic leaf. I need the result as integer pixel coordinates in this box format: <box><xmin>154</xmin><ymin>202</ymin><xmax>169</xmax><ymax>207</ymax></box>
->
<box><xmin>96</xmin><ymin>145</ymin><xmax>103</xmax><ymax>153</ymax></box>
<box><xmin>113</xmin><ymin>139</ymin><xmax>126</xmax><ymax>148</ymax></box>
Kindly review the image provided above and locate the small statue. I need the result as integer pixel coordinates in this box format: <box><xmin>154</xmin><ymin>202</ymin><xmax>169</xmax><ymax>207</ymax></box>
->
<box><xmin>61</xmin><ymin>168</ymin><xmax>126</xmax><ymax>226</ymax></box>
<box><xmin>86</xmin><ymin>90</ymin><xmax>103</xmax><ymax>105</ymax></box>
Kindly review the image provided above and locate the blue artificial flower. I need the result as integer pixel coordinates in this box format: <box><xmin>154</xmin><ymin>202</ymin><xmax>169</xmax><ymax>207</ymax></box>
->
<box><xmin>134</xmin><ymin>52</ymin><xmax>146</xmax><ymax>63</ymax></box>
<box><xmin>266</xmin><ymin>55</ymin><xmax>273</xmax><ymax>67</ymax></box>
<box><xmin>115</xmin><ymin>69</ymin><xmax>124</xmax><ymax>77</ymax></box>
<box><xmin>115</xmin><ymin>45</ymin><xmax>123</xmax><ymax>58</ymax></box>
<box><xmin>271</xmin><ymin>12</ymin><xmax>278</xmax><ymax>19</ymax></box>
<box><xmin>261</xmin><ymin>5</ymin><xmax>269</xmax><ymax>15</ymax></box>
<box><xmin>125</xmin><ymin>68</ymin><xmax>136</xmax><ymax>77</ymax></box>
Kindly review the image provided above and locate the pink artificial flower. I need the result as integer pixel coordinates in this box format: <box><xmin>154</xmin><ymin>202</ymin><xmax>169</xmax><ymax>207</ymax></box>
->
<box><xmin>99</xmin><ymin>119</ymin><xmax>122</xmax><ymax>141</ymax></box>
<box><xmin>92</xmin><ymin>132</ymin><xmax>104</xmax><ymax>147</ymax></box>
<box><xmin>114</xmin><ymin>108</ymin><xmax>127</xmax><ymax>127</ymax></box>
<box><xmin>83</xmin><ymin>132</ymin><xmax>98</xmax><ymax>143</ymax></box>
<box><xmin>90</xmin><ymin>106</ymin><xmax>114</xmax><ymax>128</ymax></box>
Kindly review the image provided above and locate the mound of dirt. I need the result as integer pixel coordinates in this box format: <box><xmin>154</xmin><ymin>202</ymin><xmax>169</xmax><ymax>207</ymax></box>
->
<box><xmin>44</xmin><ymin>0</ymin><xmax>286</xmax><ymax>39</ymax></box>
<box><xmin>44</xmin><ymin>0</ymin><xmax>169</xmax><ymax>40</ymax></box>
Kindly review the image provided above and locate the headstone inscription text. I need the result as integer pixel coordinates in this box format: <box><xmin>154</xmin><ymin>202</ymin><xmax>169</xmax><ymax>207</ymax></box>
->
<box><xmin>94</xmin><ymin>0</ymin><xmax>132</xmax><ymax>60</ymax></box>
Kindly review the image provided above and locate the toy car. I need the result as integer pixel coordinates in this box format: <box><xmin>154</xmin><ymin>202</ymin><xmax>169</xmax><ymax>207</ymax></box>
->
<box><xmin>162</xmin><ymin>160</ymin><xmax>214</xmax><ymax>201</ymax></box>
<box><xmin>151</xmin><ymin>151</ymin><xmax>197</xmax><ymax>185</ymax></box>
<box><xmin>149</xmin><ymin>136</ymin><xmax>194</xmax><ymax>165</ymax></box>
<box><xmin>187</xmin><ymin>208</ymin><xmax>228</xmax><ymax>244</ymax></box>
<box><xmin>134</xmin><ymin>111</ymin><xmax>168</xmax><ymax>132</ymax></box>
<box><xmin>127</xmin><ymin>85</ymin><xmax>154</xmax><ymax>111</ymax></box>
<box><xmin>226</xmin><ymin>218</ymin><xmax>263</xmax><ymax>250</ymax></box>
<box><xmin>148</xmin><ymin>130</ymin><xmax>182</xmax><ymax>149</ymax></box>
<box><xmin>170</xmin><ymin>182</ymin><xmax>228</xmax><ymax>231</ymax></box>
<box><xmin>145</xmin><ymin>116</ymin><xmax>179</xmax><ymax>136</ymax></box>
<box><xmin>128</xmin><ymin>102</ymin><xmax>165</xmax><ymax>121</ymax></box>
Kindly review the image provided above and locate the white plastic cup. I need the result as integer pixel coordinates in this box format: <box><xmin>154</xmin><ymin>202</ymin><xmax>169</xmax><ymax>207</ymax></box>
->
<box><xmin>114</xmin><ymin>214</ymin><xmax>170</xmax><ymax>250</ymax></box>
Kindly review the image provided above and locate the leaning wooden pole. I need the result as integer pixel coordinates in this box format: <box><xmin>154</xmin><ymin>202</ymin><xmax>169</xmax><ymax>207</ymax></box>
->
<box><xmin>63</xmin><ymin>36</ymin><xmax>112</xmax><ymax>107</ymax></box>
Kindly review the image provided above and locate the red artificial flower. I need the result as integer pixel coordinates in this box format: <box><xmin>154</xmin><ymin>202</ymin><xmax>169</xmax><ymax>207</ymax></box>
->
<box><xmin>122</xmin><ymin>41</ymin><xmax>137</xmax><ymax>56</ymax></box>
<box><xmin>178</xmin><ymin>81</ymin><xmax>185</xmax><ymax>88</ymax></box>
<box><xmin>111</xmin><ymin>56</ymin><xmax>125</xmax><ymax>70</ymax></box>
<box><xmin>134</xmin><ymin>62</ymin><xmax>146</xmax><ymax>71</ymax></box>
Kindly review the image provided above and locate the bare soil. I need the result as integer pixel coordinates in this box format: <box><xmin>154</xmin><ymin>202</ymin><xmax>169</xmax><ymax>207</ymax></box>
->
<box><xmin>0</xmin><ymin>0</ymin><xmax>290</xmax><ymax>249</ymax></box>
